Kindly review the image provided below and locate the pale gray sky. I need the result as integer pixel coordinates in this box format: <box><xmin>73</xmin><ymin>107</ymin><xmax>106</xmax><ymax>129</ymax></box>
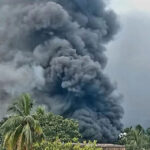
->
<box><xmin>106</xmin><ymin>0</ymin><xmax>150</xmax><ymax>127</ymax></box>
<box><xmin>109</xmin><ymin>0</ymin><xmax>150</xmax><ymax>13</ymax></box>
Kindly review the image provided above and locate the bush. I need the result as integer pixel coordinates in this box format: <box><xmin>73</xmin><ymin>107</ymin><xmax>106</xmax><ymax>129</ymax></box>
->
<box><xmin>33</xmin><ymin>140</ymin><xmax>102</xmax><ymax>150</ymax></box>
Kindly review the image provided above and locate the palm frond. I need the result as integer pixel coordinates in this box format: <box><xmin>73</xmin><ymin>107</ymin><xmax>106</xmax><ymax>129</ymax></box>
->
<box><xmin>10</xmin><ymin>124</ymin><xmax>23</xmax><ymax>149</ymax></box>
<box><xmin>1</xmin><ymin>93</ymin><xmax>43</xmax><ymax>150</ymax></box>
<box><xmin>23</xmin><ymin>123</ymin><xmax>32</xmax><ymax>150</ymax></box>
<box><xmin>22</xmin><ymin>94</ymin><xmax>33</xmax><ymax>116</ymax></box>
<box><xmin>0</xmin><ymin>116</ymin><xmax>23</xmax><ymax>134</ymax></box>
<box><xmin>7</xmin><ymin>105</ymin><xmax>24</xmax><ymax>116</ymax></box>
<box><xmin>35</xmin><ymin>106</ymin><xmax>46</xmax><ymax>116</ymax></box>
<box><xmin>7</xmin><ymin>94</ymin><xmax>33</xmax><ymax>116</ymax></box>
<box><xmin>3</xmin><ymin>131</ymin><xmax>12</xmax><ymax>150</ymax></box>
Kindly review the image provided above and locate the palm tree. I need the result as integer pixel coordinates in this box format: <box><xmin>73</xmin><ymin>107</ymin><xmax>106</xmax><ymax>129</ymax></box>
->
<box><xmin>121</xmin><ymin>125</ymin><xmax>150</xmax><ymax>150</ymax></box>
<box><xmin>0</xmin><ymin>94</ymin><xmax>43</xmax><ymax>150</ymax></box>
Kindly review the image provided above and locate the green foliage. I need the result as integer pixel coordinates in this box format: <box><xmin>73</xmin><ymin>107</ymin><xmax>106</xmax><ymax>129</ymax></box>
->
<box><xmin>0</xmin><ymin>120</ymin><xmax>4</xmax><ymax>145</ymax></box>
<box><xmin>33</xmin><ymin>140</ymin><xmax>102</xmax><ymax>150</ymax></box>
<box><xmin>119</xmin><ymin>125</ymin><xmax>150</xmax><ymax>150</ymax></box>
<box><xmin>0</xmin><ymin>94</ymin><xmax>101</xmax><ymax>150</ymax></box>
<box><xmin>0</xmin><ymin>94</ymin><xmax>43</xmax><ymax>150</ymax></box>
<box><xmin>0</xmin><ymin>94</ymin><xmax>82</xmax><ymax>149</ymax></box>
<box><xmin>34</xmin><ymin>106</ymin><xmax>81</xmax><ymax>142</ymax></box>
<box><xmin>0</xmin><ymin>117</ymin><xmax>8</xmax><ymax>148</ymax></box>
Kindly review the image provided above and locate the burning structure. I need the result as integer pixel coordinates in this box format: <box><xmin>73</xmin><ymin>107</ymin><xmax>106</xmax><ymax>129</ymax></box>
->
<box><xmin>0</xmin><ymin>0</ymin><xmax>123</xmax><ymax>142</ymax></box>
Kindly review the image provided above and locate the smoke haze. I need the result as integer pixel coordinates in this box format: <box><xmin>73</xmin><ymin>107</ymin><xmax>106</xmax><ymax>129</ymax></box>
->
<box><xmin>0</xmin><ymin>0</ymin><xmax>123</xmax><ymax>142</ymax></box>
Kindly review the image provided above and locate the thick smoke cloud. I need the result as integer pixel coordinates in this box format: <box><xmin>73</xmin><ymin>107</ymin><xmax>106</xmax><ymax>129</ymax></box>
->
<box><xmin>0</xmin><ymin>0</ymin><xmax>123</xmax><ymax>142</ymax></box>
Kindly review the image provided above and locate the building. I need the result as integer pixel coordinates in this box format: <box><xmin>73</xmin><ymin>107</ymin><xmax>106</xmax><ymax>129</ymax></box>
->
<box><xmin>96</xmin><ymin>144</ymin><xmax>125</xmax><ymax>150</ymax></box>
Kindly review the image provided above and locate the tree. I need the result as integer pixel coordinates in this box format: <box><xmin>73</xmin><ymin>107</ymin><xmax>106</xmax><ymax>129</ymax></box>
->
<box><xmin>119</xmin><ymin>125</ymin><xmax>150</xmax><ymax>150</ymax></box>
<box><xmin>0</xmin><ymin>94</ymin><xmax>82</xmax><ymax>149</ymax></box>
<box><xmin>34</xmin><ymin>106</ymin><xmax>81</xmax><ymax>142</ymax></box>
<box><xmin>0</xmin><ymin>94</ymin><xmax>43</xmax><ymax>150</ymax></box>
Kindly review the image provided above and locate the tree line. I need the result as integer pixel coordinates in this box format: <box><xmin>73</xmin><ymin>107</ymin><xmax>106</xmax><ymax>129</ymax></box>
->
<box><xmin>0</xmin><ymin>94</ymin><xmax>101</xmax><ymax>150</ymax></box>
<box><xmin>0</xmin><ymin>93</ymin><xmax>150</xmax><ymax>150</ymax></box>
<box><xmin>118</xmin><ymin>125</ymin><xmax>150</xmax><ymax>150</ymax></box>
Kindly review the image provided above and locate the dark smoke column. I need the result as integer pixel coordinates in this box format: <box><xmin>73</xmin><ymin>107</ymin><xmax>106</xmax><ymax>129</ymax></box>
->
<box><xmin>0</xmin><ymin>0</ymin><xmax>123</xmax><ymax>142</ymax></box>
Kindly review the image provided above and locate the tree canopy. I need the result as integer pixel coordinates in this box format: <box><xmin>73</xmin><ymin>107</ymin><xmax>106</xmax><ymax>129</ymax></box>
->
<box><xmin>34</xmin><ymin>106</ymin><xmax>81</xmax><ymax>142</ymax></box>
<box><xmin>119</xmin><ymin>125</ymin><xmax>150</xmax><ymax>150</ymax></box>
<box><xmin>0</xmin><ymin>94</ymin><xmax>81</xmax><ymax>150</ymax></box>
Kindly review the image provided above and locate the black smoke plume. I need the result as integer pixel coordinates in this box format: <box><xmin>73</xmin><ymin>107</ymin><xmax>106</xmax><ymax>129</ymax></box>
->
<box><xmin>0</xmin><ymin>0</ymin><xmax>123</xmax><ymax>142</ymax></box>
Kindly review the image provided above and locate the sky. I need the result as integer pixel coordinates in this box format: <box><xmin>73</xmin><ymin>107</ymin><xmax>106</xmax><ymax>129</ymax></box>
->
<box><xmin>106</xmin><ymin>0</ymin><xmax>150</xmax><ymax>127</ymax></box>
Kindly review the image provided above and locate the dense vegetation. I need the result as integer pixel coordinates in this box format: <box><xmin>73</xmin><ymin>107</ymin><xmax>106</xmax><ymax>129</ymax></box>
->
<box><xmin>34</xmin><ymin>106</ymin><xmax>81</xmax><ymax>142</ymax></box>
<box><xmin>0</xmin><ymin>94</ymin><xmax>101</xmax><ymax>150</ymax></box>
<box><xmin>33</xmin><ymin>140</ymin><xmax>102</xmax><ymax>150</ymax></box>
<box><xmin>118</xmin><ymin>125</ymin><xmax>150</xmax><ymax>150</ymax></box>
<box><xmin>1</xmin><ymin>93</ymin><xmax>150</xmax><ymax>150</ymax></box>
